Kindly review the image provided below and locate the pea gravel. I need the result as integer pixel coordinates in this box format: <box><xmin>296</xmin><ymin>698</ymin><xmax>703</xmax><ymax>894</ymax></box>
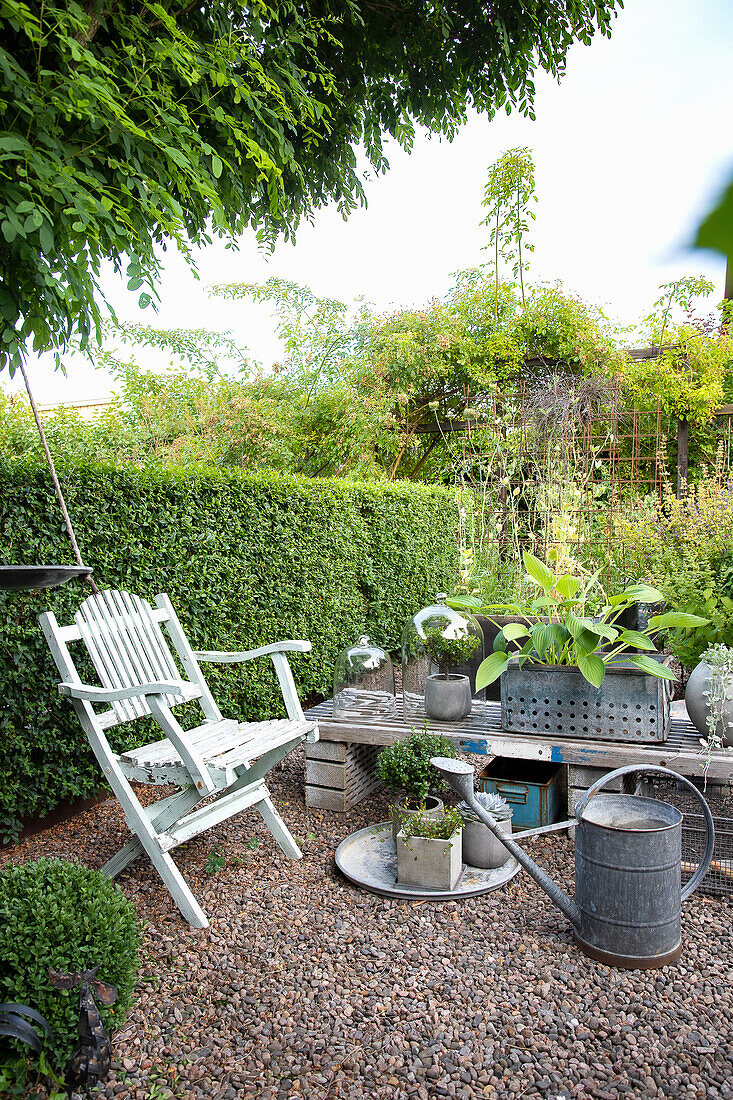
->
<box><xmin>3</xmin><ymin>750</ymin><xmax>732</xmax><ymax>1100</ymax></box>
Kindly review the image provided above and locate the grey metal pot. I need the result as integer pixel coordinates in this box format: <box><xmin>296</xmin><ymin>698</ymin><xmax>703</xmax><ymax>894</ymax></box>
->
<box><xmin>459</xmin><ymin>791</ymin><xmax>513</xmax><ymax>868</ymax></box>
<box><xmin>685</xmin><ymin>660</ymin><xmax>733</xmax><ymax>747</ymax></box>
<box><xmin>424</xmin><ymin>673</ymin><xmax>471</xmax><ymax>722</ymax></box>
<box><xmin>462</xmin><ymin>817</ymin><xmax>513</xmax><ymax>868</ymax></box>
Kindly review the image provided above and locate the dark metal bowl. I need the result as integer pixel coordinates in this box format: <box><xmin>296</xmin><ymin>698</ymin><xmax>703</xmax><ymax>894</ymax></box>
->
<box><xmin>0</xmin><ymin>565</ymin><xmax>93</xmax><ymax>591</ymax></box>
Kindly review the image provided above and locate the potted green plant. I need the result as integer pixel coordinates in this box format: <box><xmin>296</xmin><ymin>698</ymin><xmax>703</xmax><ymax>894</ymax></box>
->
<box><xmin>422</xmin><ymin>626</ymin><xmax>481</xmax><ymax>721</ymax></box>
<box><xmin>686</xmin><ymin>643</ymin><xmax>733</xmax><ymax>752</ymax></box>
<box><xmin>457</xmin><ymin>791</ymin><xmax>513</xmax><ymax>868</ymax></box>
<box><xmin>396</xmin><ymin>806</ymin><xmax>463</xmax><ymax>891</ymax></box>
<box><xmin>452</xmin><ymin>551</ymin><xmax>707</xmax><ymax>743</ymax></box>
<box><xmin>375</xmin><ymin>728</ymin><xmax>457</xmax><ymax>840</ymax></box>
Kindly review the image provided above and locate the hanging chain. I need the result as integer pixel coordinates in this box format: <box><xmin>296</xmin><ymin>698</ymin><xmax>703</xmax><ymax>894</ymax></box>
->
<box><xmin>19</xmin><ymin>361</ymin><xmax>100</xmax><ymax>595</ymax></box>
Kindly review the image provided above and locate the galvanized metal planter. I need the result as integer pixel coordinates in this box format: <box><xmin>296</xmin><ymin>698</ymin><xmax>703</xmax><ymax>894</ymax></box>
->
<box><xmin>501</xmin><ymin>659</ymin><xmax>672</xmax><ymax>743</ymax></box>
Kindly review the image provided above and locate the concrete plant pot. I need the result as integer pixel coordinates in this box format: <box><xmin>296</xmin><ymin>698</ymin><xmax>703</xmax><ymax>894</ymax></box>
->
<box><xmin>396</xmin><ymin>828</ymin><xmax>463</xmax><ymax>891</ymax></box>
<box><xmin>686</xmin><ymin>660</ymin><xmax>733</xmax><ymax>747</ymax></box>
<box><xmin>391</xmin><ymin>794</ymin><xmax>444</xmax><ymax>843</ymax></box>
<box><xmin>462</xmin><ymin>815</ymin><xmax>513</xmax><ymax>869</ymax></box>
<box><xmin>424</xmin><ymin>673</ymin><xmax>472</xmax><ymax>722</ymax></box>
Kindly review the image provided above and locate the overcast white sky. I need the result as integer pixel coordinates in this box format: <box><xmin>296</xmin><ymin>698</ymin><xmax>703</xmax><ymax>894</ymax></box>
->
<box><xmin>6</xmin><ymin>0</ymin><xmax>732</xmax><ymax>404</ymax></box>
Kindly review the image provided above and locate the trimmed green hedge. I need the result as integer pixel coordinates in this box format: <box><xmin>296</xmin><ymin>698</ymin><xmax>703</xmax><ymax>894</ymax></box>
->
<box><xmin>0</xmin><ymin>458</ymin><xmax>459</xmax><ymax>841</ymax></box>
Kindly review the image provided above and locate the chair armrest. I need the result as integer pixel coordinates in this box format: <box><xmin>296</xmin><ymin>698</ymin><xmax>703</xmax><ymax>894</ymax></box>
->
<box><xmin>193</xmin><ymin>641</ymin><xmax>311</xmax><ymax>664</ymax></box>
<box><xmin>59</xmin><ymin>681</ymin><xmax>187</xmax><ymax>703</ymax></box>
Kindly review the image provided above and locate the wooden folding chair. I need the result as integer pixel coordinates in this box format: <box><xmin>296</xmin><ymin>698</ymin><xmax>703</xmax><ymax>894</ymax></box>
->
<box><xmin>39</xmin><ymin>590</ymin><xmax>318</xmax><ymax>928</ymax></box>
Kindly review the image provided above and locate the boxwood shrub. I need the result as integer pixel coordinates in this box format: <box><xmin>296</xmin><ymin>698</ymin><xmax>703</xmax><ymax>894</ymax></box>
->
<box><xmin>0</xmin><ymin>457</ymin><xmax>460</xmax><ymax>840</ymax></box>
<box><xmin>0</xmin><ymin>858</ymin><xmax>140</xmax><ymax>1067</ymax></box>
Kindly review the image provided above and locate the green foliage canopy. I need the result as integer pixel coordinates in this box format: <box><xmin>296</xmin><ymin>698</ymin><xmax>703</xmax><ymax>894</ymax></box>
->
<box><xmin>0</xmin><ymin>0</ymin><xmax>621</xmax><ymax>373</ymax></box>
<box><xmin>3</xmin><ymin>263</ymin><xmax>732</xmax><ymax>484</ymax></box>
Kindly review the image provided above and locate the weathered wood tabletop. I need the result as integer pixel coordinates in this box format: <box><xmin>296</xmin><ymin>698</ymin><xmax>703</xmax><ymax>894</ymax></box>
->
<box><xmin>304</xmin><ymin>697</ymin><xmax>733</xmax><ymax>812</ymax></box>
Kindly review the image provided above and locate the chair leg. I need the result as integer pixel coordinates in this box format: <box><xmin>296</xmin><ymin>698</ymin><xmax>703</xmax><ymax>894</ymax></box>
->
<box><xmin>102</xmin><ymin>837</ymin><xmax>144</xmax><ymax>878</ymax></box>
<box><xmin>101</xmin><ymin>772</ymin><xmax>210</xmax><ymax>929</ymax></box>
<box><xmin>257</xmin><ymin>793</ymin><xmax>302</xmax><ymax>860</ymax></box>
<box><xmin>143</xmin><ymin>842</ymin><xmax>210</xmax><ymax>929</ymax></box>
<box><xmin>102</xmin><ymin>787</ymin><xmax>202</xmax><ymax>881</ymax></box>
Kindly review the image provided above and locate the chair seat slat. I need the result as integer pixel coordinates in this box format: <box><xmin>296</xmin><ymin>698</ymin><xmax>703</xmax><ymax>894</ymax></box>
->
<box><xmin>120</xmin><ymin>718</ymin><xmax>251</xmax><ymax>766</ymax></box>
<box><xmin>120</xmin><ymin>718</ymin><xmax>307</xmax><ymax>771</ymax></box>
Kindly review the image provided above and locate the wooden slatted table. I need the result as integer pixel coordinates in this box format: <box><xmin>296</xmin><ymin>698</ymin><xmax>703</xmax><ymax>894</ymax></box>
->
<box><xmin>304</xmin><ymin>697</ymin><xmax>733</xmax><ymax>813</ymax></box>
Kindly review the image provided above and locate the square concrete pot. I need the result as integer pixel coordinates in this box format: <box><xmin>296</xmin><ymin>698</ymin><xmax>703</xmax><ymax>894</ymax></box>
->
<box><xmin>396</xmin><ymin>829</ymin><xmax>463</xmax><ymax>891</ymax></box>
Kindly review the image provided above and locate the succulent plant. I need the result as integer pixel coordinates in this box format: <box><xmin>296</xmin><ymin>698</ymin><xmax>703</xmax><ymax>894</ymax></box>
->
<box><xmin>457</xmin><ymin>790</ymin><xmax>512</xmax><ymax>823</ymax></box>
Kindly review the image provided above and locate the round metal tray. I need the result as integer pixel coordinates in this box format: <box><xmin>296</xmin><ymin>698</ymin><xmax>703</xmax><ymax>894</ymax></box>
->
<box><xmin>0</xmin><ymin>565</ymin><xmax>93</xmax><ymax>591</ymax></box>
<box><xmin>335</xmin><ymin>821</ymin><xmax>521</xmax><ymax>900</ymax></box>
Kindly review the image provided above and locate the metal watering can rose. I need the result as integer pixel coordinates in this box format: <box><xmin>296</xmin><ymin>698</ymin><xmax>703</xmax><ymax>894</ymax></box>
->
<box><xmin>431</xmin><ymin>758</ymin><xmax>715</xmax><ymax>970</ymax></box>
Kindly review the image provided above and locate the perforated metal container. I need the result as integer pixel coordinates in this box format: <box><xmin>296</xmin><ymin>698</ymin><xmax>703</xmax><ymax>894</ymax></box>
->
<box><xmin>500</xmin><ymin>659</ymin><xmax>672</xmax><ymax>743</ymax></box>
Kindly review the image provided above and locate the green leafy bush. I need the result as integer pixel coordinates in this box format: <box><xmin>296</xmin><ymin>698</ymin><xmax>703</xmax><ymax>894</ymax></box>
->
<box><xmin>0</xmin><ymin>859</ymin><xmax>140</xmax><ymax>1067</ymax></box>
<box><xmin>375</xmin><ymin>728</ymin><xmax>457</xmax><ymax>804</ymax></box>
<box><xmin>606</xmin><ymin>467</ymin><xmax>733</xmax><ymax>669</ymax></box>
<box><xmin>0</xmin><ymin>458</ymin><xmax>459</xmax><ymax>840</ymax></box>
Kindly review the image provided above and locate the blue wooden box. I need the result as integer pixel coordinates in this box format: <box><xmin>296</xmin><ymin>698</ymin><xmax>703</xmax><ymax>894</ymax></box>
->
<box><xmin>477</xmin><ymin>757</ymin><xmax>565</xmax><ymax>830</ymax></box>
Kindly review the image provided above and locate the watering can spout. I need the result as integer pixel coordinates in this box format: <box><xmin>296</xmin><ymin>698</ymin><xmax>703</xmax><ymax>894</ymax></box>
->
<box><xmin>430</xmin><ymin>757</ymin><xmax>582</xmax><ymax>930</ymax></box>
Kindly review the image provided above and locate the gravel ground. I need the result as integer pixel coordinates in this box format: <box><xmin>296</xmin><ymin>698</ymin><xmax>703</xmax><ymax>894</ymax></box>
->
<box><xmin>3</xmin><ymin>749</ymin><xmax>733</xmax><ymax>1100</ymax></box>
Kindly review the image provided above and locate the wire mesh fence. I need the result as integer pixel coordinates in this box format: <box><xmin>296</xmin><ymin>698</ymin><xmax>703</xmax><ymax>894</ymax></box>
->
<box><xmin>640</xmin><ymin>774</ymin><xmax>733</xmax><ymax>898</ymax></box>
<box><xmin>442</xmin><ymin>380</ymin><xmax>679</xmax><ymax>593</ymax></box>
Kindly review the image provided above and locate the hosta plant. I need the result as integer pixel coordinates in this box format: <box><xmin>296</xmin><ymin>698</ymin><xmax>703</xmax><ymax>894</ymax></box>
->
<box><xmin>452</xmin><ymin>551</ymin><xmax>708</xmax><ymax>690</ymax></box>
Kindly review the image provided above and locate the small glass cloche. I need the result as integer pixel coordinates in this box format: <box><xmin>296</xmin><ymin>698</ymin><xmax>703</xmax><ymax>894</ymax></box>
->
<box><xmin>401</xmin><ymin>594</ymin><xmax>484</xmax><ymax>721</ymax></box>
<box><xmin>333</xmin><ymin>635</ymin><xmax>396</xmax><ymax>721</ymax></box>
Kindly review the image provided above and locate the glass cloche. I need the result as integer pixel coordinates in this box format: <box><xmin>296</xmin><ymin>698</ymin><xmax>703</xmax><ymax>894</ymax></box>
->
<box><xmin>401</xmin><ymin>594</ymin><xmax>485</xmax><ymax>721</ymax></box>
<box><xmin>333</xmin><ymin>635</ymin><xmax>396</xmax><ymax>721</ymax></box>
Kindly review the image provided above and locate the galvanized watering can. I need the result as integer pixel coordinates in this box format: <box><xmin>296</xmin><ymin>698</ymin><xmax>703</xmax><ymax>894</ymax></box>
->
<box><xmin>431</xmin><ymin>758</ymin><xmax>715</xmax><ymax>969</ymax></box>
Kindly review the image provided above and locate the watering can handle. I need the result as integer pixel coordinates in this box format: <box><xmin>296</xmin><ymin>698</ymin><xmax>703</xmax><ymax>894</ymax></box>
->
<box><xmin>575</xmin><ymin>764</ymin><xmax>715</xmax><ymax>902</ymax></box>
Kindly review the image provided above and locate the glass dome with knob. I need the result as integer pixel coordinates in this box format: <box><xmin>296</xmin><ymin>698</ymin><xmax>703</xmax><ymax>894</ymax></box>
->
<box><xmin>401</xmin><ymin>594</ymin><xmax>484</xmax><ymax>721</ymax></box>
<box><xmin>333</xmin><ymin>635</ymin><xmax>396</xmax><ymax>721</ymax></box>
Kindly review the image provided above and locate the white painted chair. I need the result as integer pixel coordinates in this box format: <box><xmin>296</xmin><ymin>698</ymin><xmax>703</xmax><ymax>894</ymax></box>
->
<box><xmin>39</xmin><ymin>590</ymin><xmax>318</xmax><ymax>929</ymax></box>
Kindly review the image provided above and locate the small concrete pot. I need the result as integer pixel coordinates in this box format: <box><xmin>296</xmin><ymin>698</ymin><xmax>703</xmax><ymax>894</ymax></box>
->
<box><xmin>424</xmin><ymin>673</ymin><xmax>472</xmax><ymax>722</ymax></box>
<box><xmin>391</xmin><ymin>794</ymin><xmax>444</xmax><ymax>843</ymax></box>
<box><xmin>686</xmin><ymin>660</ymin><xmax>733</xmax><ymax>747</ymax></box>
<box><xmin>462</xmin><ymin>815</ymin><xmax>513</xmax><ymax>869</ymax></box>
<box><xmin>396</xmin><ymin>829</ymin><xmax>463</xmax><ymax>891</ymax></box>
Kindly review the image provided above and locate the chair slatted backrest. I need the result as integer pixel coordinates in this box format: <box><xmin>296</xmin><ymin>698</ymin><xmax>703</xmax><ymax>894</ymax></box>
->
<box><xmin>74</xmin><ymin>590</ymin><xmax>201</xmax><ymax>726</ymax></box>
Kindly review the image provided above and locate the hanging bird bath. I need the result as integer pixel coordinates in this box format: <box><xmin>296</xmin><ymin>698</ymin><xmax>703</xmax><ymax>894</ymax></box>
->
<box><xmin>1</xmin><ymin>361</ymin><xmax>98</xmax><ymax>596</ymax></box>
<box><xmin>0</xmin><ymin>565</ymin><xmax>93</xmax><ymax>591</ymax></box>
